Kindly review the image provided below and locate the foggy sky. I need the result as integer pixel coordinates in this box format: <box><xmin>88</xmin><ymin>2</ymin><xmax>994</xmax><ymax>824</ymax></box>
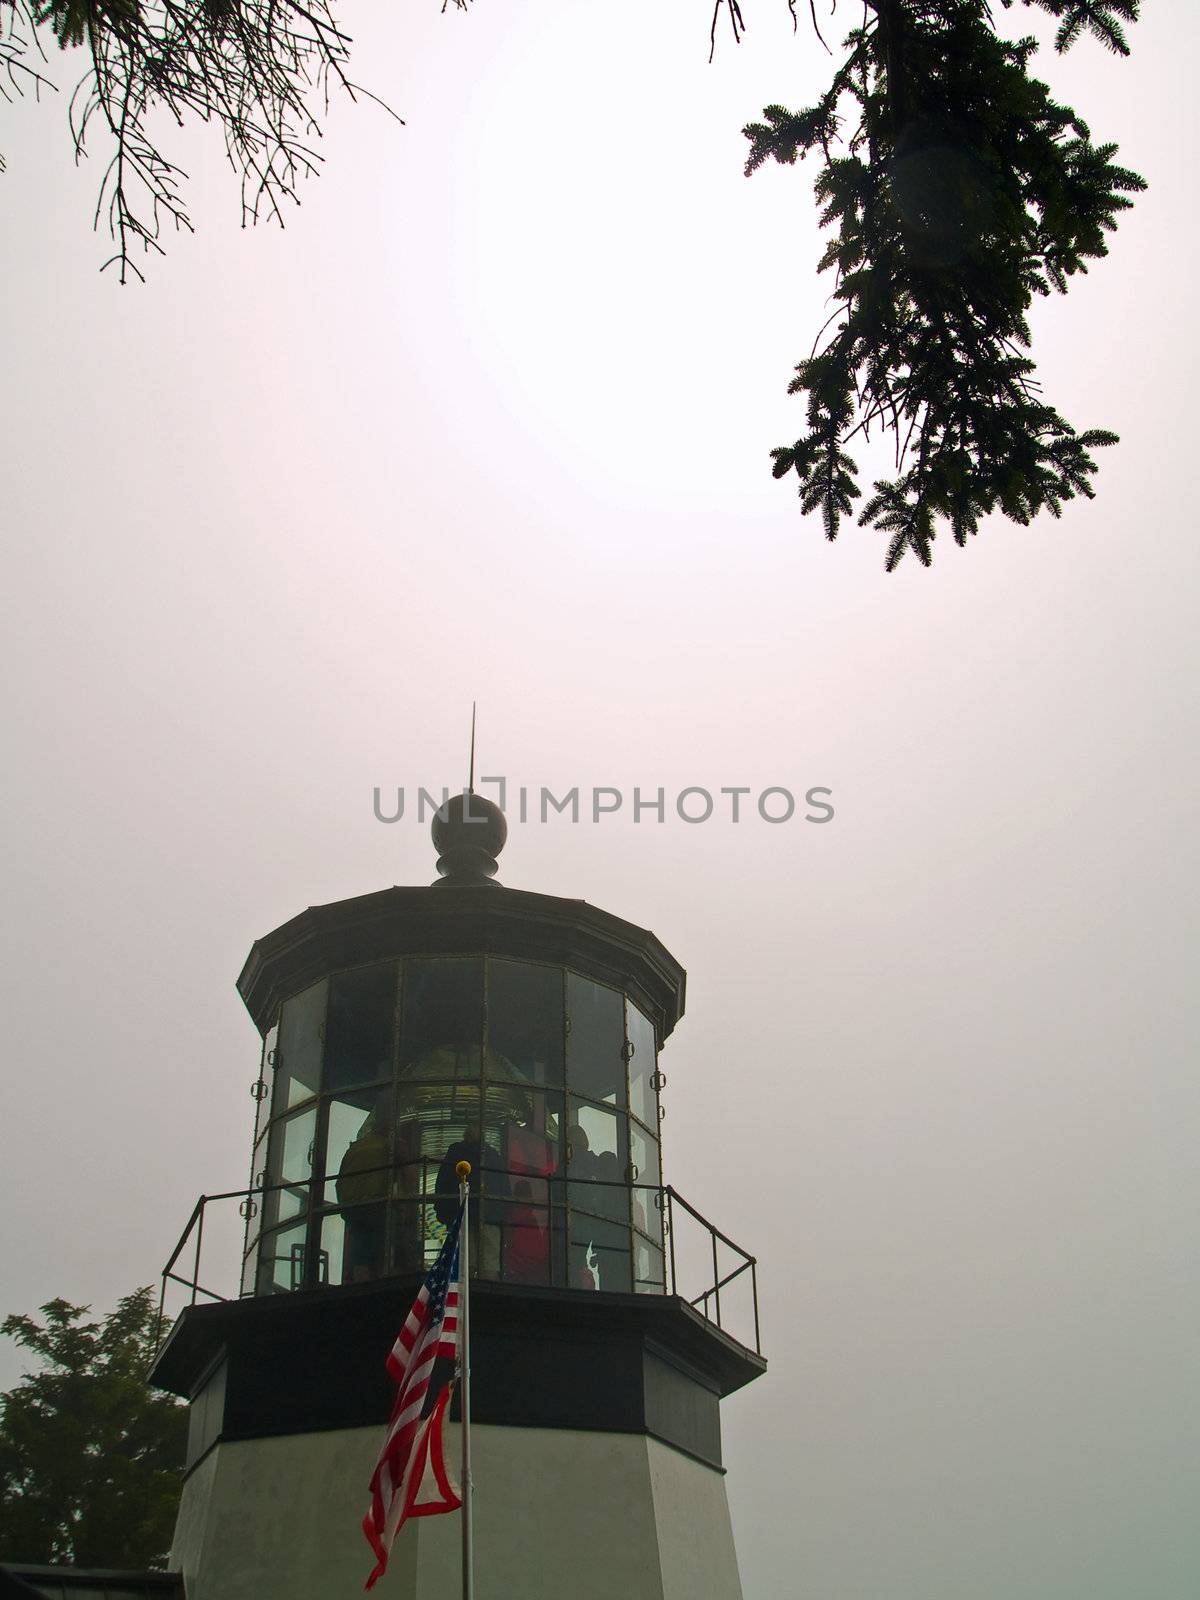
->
<box><xmin>1</xmin><ymin>0</ymin><xmax>1197</xmax><ymax>1596</ymax></box>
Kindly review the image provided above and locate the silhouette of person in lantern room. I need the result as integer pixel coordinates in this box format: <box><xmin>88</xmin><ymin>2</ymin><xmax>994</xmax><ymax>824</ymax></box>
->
<box><xmin>336</xmin><ymin>1104</ymin><xmax>390</xmax><ymax>1284</ymax></box>
<box><xmin>435</xmin><ymin>1113</ymin><xmax>508</xmax><ymax>1277</ymax></box>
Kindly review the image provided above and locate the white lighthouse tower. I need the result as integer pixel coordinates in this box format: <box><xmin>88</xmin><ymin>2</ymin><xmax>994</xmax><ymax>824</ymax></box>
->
<box><xmin>151</xmin><ymin>796</ymin><xmax>765</xmax><ymax>1598</ymax></box>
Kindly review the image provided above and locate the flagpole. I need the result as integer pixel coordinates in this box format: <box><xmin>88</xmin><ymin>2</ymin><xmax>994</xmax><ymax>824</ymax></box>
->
<box><xmin>455</xmin><ymin>1161</ymin><xmax>474</xmax><ymax>1600</ymax></box>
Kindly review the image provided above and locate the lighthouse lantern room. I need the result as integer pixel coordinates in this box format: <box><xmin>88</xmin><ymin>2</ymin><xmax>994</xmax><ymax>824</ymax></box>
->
<box><xmin>151</xmin><ymin>794</ymin><xmax>766</xmax><ymax>1600</ymax></box>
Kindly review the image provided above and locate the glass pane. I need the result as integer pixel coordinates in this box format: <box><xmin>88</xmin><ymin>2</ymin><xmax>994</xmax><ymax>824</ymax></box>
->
<box><xmin>254</xmin><ymin>1022</ymin><xmax>278</xmax><ymax>1148</ymax></box>
<box><xmin>241</xmin><ymin>1244</ymin><xmax>257</xmax><ymax>1298</ymax></box>
<box><xmin>431</xmin><ymin>1099</ymin><xmax>508</xmax><ymax>1217</ymax></box>
<box><xmin>263</xmin><ymin>1106</ymin><xmax>316</xmax><ymax>1230</ymax></box>
<box><xmin>486</xmin><ymin>960</ymin><xmax>564</xmax><ymax>1087</ymax></box>
<box><xmin>242</xmin><ymin>1173</ymin><xmax>263</xmax><ymax>1260</ymax></box>
<box><xmin>424</xmin><ymin>1089</ymin><xmax>570</xmax><ymax>1281</ymax></box>
<box><xmin>634</xmin><ymin>1236</ymin><xmax>666</xmax><ymax>1295</ymax></box>
<box><xmin>321</xmin><ymin>1088</ymin><xmax>429</xmax><ymax>1276</ymax></box>
<box><xmin>569</xmin><ymin>1214</ymin><xmax>631</xmax><ymax>1293</ymax></box>
<box><xmin>632</xmin><ymin>1183</ymin><xmax>665</xmax><ymax>1253</ymax></box>
<box><xmin>275</xmin><ymin>980</ymin><xmax>327</xmax><ymax>1111</ymax></box>
<box><xmin>401</xmin><ymin>959</ymin><xmax>483</xmax><ymax>1079</ymax></box>
<box><xmin>627</xmin><ymin>1003</ymin><xmax>657</xmax><ymax>1129</ymax></box>
<box><xmin>630</xmin><ymin>1120</ymin><xmax>661</xmax><ymax>1190</ymax></box>
<box><xmin>257</xmin><ymin>1221</ymin><xmax>309</xmax><ymax>1294</ymax></box>
<box><xmin>566</xmin><ymin>1099</ymin><xmax>628</xmax><ymax>1223</ymax></box>
<box><xmin>499</xmin><ymin>1089</ymin><xmax>564</xmax><ymax>1210</ymax></box>
<box><xmin>391</xmin><ymin>1094</ymin><xmax>434</xmax><ymax>1201</ymax></box>
<box><xmin>567</xmin><ymin>974</ymin><xmax>626</xmax><ymax>1105</ymax></box>
<box><xmin>400</xmin><ymin>1087</ymin><xmax>482</xmax><ymax>1263</ymax></box>
<box><xmin>250</xmin><ymin>1130</ymin><xmax>268</xmax><ymax>1203</ymax></box>
<box><xmin>503</xmin><ymin>1202</ymin><xmax>552</xmax><ymax>1286</ymax></box>
<box><xmin>388</xmin><ymin>1197</ymin><xmax>428</xmax><ymax>1277</ymax></box>
<box><xmin>323</xmin><ymin>1203</ymin><xmax>386</xmax><ymax>1285</ymax></box>
<box><xmin>324</xmin><ymin>964</ymin><xmax>397</xmax><ymax>1091</ymax></box>
<box><xmin>567</xmin><ymin>1097</ymin><xmax>628</xmax><ymax>1167</ymax></box>
<box><xmin>324</xmin><ymin>1086</ymin><xmax>393</xmax><ymax>1207</ymax></box>
<box><xmin>390</xmin><ymin>1084</ymin><xmax>480</xmax><ymax>1192</ymax></box>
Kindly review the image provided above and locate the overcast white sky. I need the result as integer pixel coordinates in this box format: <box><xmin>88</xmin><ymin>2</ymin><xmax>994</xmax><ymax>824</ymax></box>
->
<box><xmin>2</xmin><ymin>1</ymin><xmax>1197</xmax><ymax>1596</ymax></box>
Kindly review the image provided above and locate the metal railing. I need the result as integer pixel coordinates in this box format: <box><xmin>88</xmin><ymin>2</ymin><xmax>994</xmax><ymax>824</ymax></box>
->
<box><xmin>157</xmin><ymin>1160</ymin><xmax>761</xmax><ymax>1357</ymax></box>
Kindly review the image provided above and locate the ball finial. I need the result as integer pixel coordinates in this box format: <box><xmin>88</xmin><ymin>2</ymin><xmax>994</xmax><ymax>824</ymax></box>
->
<box><xmin>431</xmin><ymin>790</ymin><xmax>507</xmax><ymax>888</ymax></box>
<box><xmin>455</xmin><ymin>1160</ymin><xmax>472</xmax><ymax>1181</ymax></box>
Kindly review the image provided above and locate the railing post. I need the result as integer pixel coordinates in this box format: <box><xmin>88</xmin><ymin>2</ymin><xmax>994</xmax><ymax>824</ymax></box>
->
<box><xmin>666</xmin><ymin>1188</ymin><xmax>677</xmax><ymax>1298</ymax></box>
<box><xmin>153</xmin><ymin>1276</ymin><xmax>167</xmax><ymax>1359</ymax></box>
<box><xmin>192</xmin><ymin>1197</ymin><xmax>205</xmax><ymax>1306</ymax></box>
<box><xmin>711</xmin><ymin>1230</ymin><xmax>721</xmax><ymax>1329</ymax></box>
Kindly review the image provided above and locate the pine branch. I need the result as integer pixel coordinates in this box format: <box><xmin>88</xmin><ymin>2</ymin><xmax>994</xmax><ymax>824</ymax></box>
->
<box><xmin>8</xmin><ymin>0</ymin><xmax>405</xmax><ymax>277</ymax></box>
<box><xmin>747</xmin><ymin>0</ymin><xmax>1143</xmax><ymax>567</ymax></box>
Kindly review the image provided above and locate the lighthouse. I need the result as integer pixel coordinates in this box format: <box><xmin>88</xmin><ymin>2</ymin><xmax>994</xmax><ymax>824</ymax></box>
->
<box><xmin>150</xmin><ymin>794</ymin><xmax>766</xmax><ymax>1598</ymax></box>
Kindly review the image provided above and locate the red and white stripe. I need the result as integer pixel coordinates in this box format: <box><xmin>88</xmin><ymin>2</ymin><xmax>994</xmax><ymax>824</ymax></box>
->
<box><xmin>363</xmin><ymin>1280</ymin><xmax>461</xmax><ymax>1588</ymax></box>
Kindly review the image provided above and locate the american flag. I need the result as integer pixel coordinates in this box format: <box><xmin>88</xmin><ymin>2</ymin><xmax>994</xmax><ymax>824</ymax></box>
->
<box><xmin>362</xmin><ymin>1205</ymin><xmax>464</xmax><ymax>1590</ymax></box>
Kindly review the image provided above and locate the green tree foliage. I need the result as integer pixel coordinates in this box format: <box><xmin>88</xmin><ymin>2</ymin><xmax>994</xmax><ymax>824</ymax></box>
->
<box><xmin>3</xmin><ymin>0</ymin><xmax>1143</xmax><ymax>567</ymax></box>
<box><xmin>0</xmin><ymin>0</ymin><xmax>417</xmax><ymax>279</ymax></box>
<box><xmin>744</xmin><ymin>0</ymin><xmax>1145</xmax><ymax>567</ymax></box>
<box><xmin>0</xmin><ymin>1288</ymin><xmax>185</xmax><ymax>1569</ymax></box>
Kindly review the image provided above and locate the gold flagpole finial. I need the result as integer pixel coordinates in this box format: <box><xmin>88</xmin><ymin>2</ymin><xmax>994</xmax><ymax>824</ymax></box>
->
<box><xmin>455</xmin><ymin>1160</ymin><xmax>472</xmax><ymax>1181</ymax></box>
